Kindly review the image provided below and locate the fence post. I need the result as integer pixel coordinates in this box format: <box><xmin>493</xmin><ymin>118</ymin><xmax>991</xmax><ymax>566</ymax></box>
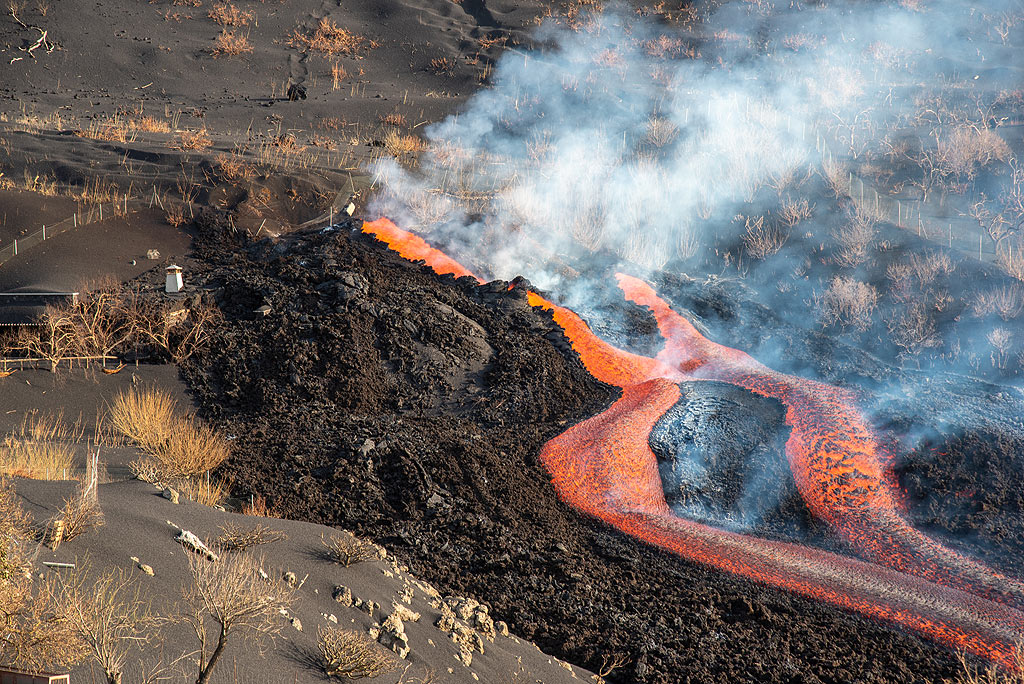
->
<box><xmin>42</xmin><ymin>224</ymin><xmax>46</xmax><ymax>240</ymax></box>
<box><xmin>13</xmin><ymin>239</ymin><xmax>16</xmax><ymax>256</ymax></box>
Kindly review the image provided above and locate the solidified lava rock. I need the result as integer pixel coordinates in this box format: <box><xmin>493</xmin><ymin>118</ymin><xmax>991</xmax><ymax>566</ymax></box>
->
<box><xmin>181</xmin><ymin>214</ymin><xmax>964</xmax><ymax>683</ymax></box>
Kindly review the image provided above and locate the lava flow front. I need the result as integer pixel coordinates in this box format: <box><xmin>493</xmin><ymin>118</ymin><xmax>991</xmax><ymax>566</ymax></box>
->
<box><xmin>362</xmin><ymin>217</ymin><xmax>1024</xmax><ymax>667</ymax></box>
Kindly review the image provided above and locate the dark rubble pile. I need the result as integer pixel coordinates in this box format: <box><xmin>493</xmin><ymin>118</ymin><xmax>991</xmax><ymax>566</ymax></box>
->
<box><xmin>180</xmin><ymin>212</ymin><xmax>963</xmax><ymax>683</ymax></box>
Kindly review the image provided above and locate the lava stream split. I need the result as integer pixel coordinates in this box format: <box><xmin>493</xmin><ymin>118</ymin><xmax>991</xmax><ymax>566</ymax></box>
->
<box><xmin>361</xmin><ymin>218</ymin><xmax>1024</xmax><ymax>667</ymax></box>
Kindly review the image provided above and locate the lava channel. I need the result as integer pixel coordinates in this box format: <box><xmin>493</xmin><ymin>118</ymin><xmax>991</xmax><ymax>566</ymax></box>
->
<box><xmin>361</xmin><ymin>218</ymin><xmax>1024</xmax><ymax>667</ymax></box>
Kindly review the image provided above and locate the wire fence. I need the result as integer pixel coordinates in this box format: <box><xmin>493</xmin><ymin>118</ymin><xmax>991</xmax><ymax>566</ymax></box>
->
<box><xmin>0</xmin><ymin>187</ymin><xmax>166</xmax><ymax>268</ymax></box>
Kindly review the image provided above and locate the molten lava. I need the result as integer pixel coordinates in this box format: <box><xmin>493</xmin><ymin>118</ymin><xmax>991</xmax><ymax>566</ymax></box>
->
<box><xmin>361</xmin><ymin>218</ymin><xmax>1024</xmax><ymax>667</ymax></box>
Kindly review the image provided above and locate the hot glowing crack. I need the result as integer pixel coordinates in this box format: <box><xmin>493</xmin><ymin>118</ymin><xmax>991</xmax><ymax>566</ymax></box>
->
<box><xmin>362</xmin><ymin>217</ymin><xmax>1024</xmax><ymax>667</ymax></box>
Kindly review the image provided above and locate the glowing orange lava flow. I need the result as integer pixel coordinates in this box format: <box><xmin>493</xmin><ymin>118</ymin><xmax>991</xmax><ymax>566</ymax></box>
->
<box><xmin>361</xmin><ymin>218</ymin><xmax>1024</xmax><ymax>667</ymax></box>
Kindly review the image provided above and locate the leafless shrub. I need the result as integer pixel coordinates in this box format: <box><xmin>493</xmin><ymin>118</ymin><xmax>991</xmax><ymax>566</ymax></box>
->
<box><xmin>165</xmin><ymin>203</ymin><xmax>187</xmax><ymax>228</ymax></box>
<box><xmin>742</xmin><ymin>214</ymin><xmax>787</xmax><ymax>260</ymax></box>
<box><xmin>428</xmin><ymin>56</ymin><xmax>456</xmax><ymax>75</ymax></box>
<box><xmin>176</xmin><ymin>476</ymin><xmax>230</xmax><ymax>508</ymax></box>
<box><xmin>54</xmin><ymin>563</ymin><xmax>158</xmax><ymax>684</ymax></box>
<box><xmin>181</xmin><ymin>551</ymin><xmax>295</xmax><ymax>684</ymax></box>
<box><xmin>832</xmin><ymin>208</ymin><xmax>876</xmax><ymax>268</ymax></box>
<box><xmin>815</xmin><ymin>277</ymin><xmax>878</xmax><ymax>332</ymax></box>
<box><xmin>154</xmin><ymin>418</ymin><xmax>231</xmax><ymax>478</ymax></box>
<box><xmin>936</xmin><ymin>126</ymin><xmax>1011</xmax><ymax>180</ymax></box>
<box><xmin>777</xmin><ymin>197</ymin><xmax>813</xmax><ymax>228</ymax></box>
<box><xmin>907</xmin><ymin>251</ymin><xmax>955</xmax><ymax>286</ymax></box>
<box><xmin>594</xmin><ymin>653</ymin><xmax>630</xmax><ymax>684</ymax></box>
<box><xmin>217</xmin><ymin>523</ymin><xmax>287</xmax><ymax>552</ymax></box>
<box><xmin>320</xmin><ymin>532</ymin><xmax>383</xmax><ymax>567</ymax></box>
<box><xmin>972</xmin><ymin>285</ymin><xmax>1024</xmax><ymax>321</ymax></box>
<box><xmin>888</xmin><ymin>303</ymin><xmax>940</xmax><ymax>360</ymax></box>
<box><xmin>317</xmin><ymin>626</ymin><xmax>397</xmax><ymax>679</ymax></box>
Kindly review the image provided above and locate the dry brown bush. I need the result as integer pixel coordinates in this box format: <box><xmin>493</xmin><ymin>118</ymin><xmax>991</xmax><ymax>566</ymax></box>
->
<box><xmin>289</xmin><ymin>18</ymin><xmax>370</xmax><ymax>56</ymax></box>
<box><xmin>212</xmin><ymin>30</ymin><xmax>253</xmax><ymax>57</ymax></box>
<box><xmin>208</xmin><ymin>2</ymin><xmax>253</xmax><ymax>26</ymax></box>
<box><xmin>155</xmin><ymin>418</ymin><xmax>231</xmax><ymax>478</ymax></box>
<box><xmin>317</xmin><ymin>626</ymin><xmax>397</xmax><ymax>679</ymax></box>
<box><xmin>48</xmin><ymin>471</ymin><xmax>104</xmax><ymax>548</ymax></box>
<box><xmin>320</xmin><ymin>532</ymin><xmax>383</xmax><ymax>567</ymax></box>
<box><xmin>181</xmin><ymin>551</ymin><xmax>295</xmax><ymax>684</ymax></box>
<box><xmin>956</xmin><ymin>643</ymin><xmax>1024</xmax><ymax>683</ymax></box>
<box><xmin>815</xmin><ymin>277</ymin><xmax>879</xmax><ymax>331</ymax></box>
<box><xmin>217</xmin><ymin>523</ymin><xmax>286</xmax><ymax>552</ymax></box>
<box><xmin>937</xmin><ymin>126</ymin><xmax>1011</xmax><ymax>180</ymax></box>
<box><xmin>380</xmin><ymin>113</ymin><xmax>407</xmax><ymax>127</ymax></box>
<box><xmin>997</xmin><ymin>247</ymin><xmax>1024</xmax><ymax>282</ymax></box>
<box><xmin>989</xmin><ymin>327</ymin><xmax>1014</xmax><ymax>369</ymax></box>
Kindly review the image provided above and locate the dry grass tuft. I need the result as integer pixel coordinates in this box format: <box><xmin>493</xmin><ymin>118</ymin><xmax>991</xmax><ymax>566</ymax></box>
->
<box><xmin>111</xmin><ymin>388</ymin><xmax>230</xmax><ymax>507</ymax></box>
<box><xmin>156</xmin><ymin>419</ymin><xmax>231</xmax><ymax>478</ymax></box>
<box><xmin>208</xmin><ymin>2</ymin><xmax>253</xmax><ymax>26</ymax></box>
<box><xmin>380</xmin><ymin>113</ymin><xmax>407</xmax><ymax>127</ymax></box>
<box><xmin>212</xmin><ymin>30</ymin><xmax>253</xmax><ymax>57</ymax></box>
<box><xmin>176</xmin><ymin>475</ymin><xmax>230</xmax><ymax>507</ymax></box>
<box><xmin>428</xmin><ymin>56</ymin><xmax>456</xmax><ymax>76</ymax></box>
<box><xmin>109</xmin><ymin>388</ymin><xmax>178</xmax><ymax>454</ymax></box>
<box><xmin>170</xmin><ymin>128</ymin><xmax>213</xmax><ymax>151</ymax></box>
<box><xmin>214</xmin><ymin>152</ymin><xmax>256</xmax><ymax>181</ymax></box>
<box><xmin>242</xmin><ymin>494</ymin><xmax>282</xmax><ymax>519</ymax></box>
<box><xmin>331</xmin><ymin>62</ymin><xmax>347</xmax><ymax>90</ymax></box>
<box><xmin>217</xmin><ymin>522</ymin><xmax>287</xmax><ymax>552</ymax></box>
<box><xmin>1</xmin><ymin>412</ymin><xmax>80</xmax><ymax>480</ymax></box>
<box><xmin>320</xmin><ymin>532</ymin><xmax>383</xmax><ymax>567</ymax></box>
<box><xmin>289</xmin><ymin>18</ymin><xmax>370</xmax><ymax>56</ymax></box>
<box><xmin>383</xmin><ymin>130</ymin><xmax>424</xmax><ymax>159</ymax></box>
<box><xmin>955</xmin><ymin>643</ymin><xmax>1024</xmax><ymax>683</ymax></box>
<box><xmin>317</xmin><ymin>626</ymin><xmax>397</xmax><ymax>679</ymax></box>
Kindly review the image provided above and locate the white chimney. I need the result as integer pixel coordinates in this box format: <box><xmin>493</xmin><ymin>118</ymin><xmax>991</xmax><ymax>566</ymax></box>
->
<box><xmin>165</xmin><ymin>265</ymin><xmax>184</xmax><ymax>293</ymax></box>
